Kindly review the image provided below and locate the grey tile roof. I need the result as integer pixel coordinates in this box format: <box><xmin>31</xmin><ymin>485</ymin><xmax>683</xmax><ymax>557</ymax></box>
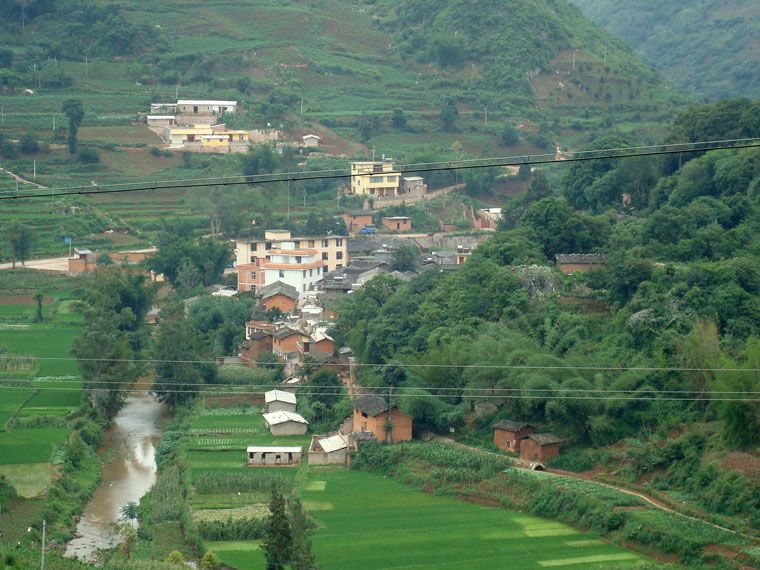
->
<box><xmin>353</xmin><ymin>394</ymin><xmax>388</xmax><ymax>416</ymax></box>
<box><xmin>261</xmin><ymin>281</ymin><xmax>299</xmax><ymax>300</ymax></box>
<box><xmin>492</xmin><ymin>420</ymin><xmax>532</xmax><ymax>432</ymax></box>
<box><xmin>524</xmin><ymin>433</ymin><xmax>562</xmax><ymax>445</ymax></box>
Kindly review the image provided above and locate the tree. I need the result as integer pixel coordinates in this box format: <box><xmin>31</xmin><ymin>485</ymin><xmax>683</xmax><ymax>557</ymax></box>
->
<box><xmin>200</xmin><ymin>550</ymin><xmax>222</xmax><ymax>570</ymax></box>
<box><xmin>439</xmin><ymin>98</ymin><xmax>458</xmax><ymax>132</ymax></box>
<box><xmin>289</xmin><ymin>497</ymin><xmax>318</xmax><ymax>570</ymax></box>
<box><xmin>33</xmin><ymin>292</ymin><xmax>43</xmax><ymax>322</ymax></box>
<box><xmin>5</xmin><ymin>221</ymin><xmax>34</xmax><ymax>268</ymax></box>
<box><xmin>500</xmin><ymin>125</ymin><xmax>519</xmax><ymax>146</ymax></box>
<box><xmin>391</xmin><ymin>109</ymin><xmax>407</xmax><ymax>130</ymax></box>
<box><xmin>117</xmin><ymin>523</ymin><xmax>137</xmax><ymax>560</ymax></box>
<box><xmin>19</xmin><ymin>132</ymin><xmax>39</xmax><ymax>154</ymax></box>
<box><xmin>164</xmin><ymin>550</ymin><xmax>185</xmax><ymax>566</ymax></box>
<box><xmin>390</xmin><ymin>243</ymin><xmax>419</xmax><ymax>272</ymax></box>
<box><xmin>263</xmin><ymin>490</ymin><xmax>292</xmax><ymax>570</ymax></box>
<box><xmin>61</xmin><ymin>99</ymin><xmax>84</xmax><ymax>155</ymax></box>
<box><xmin>309</xmin><ymin>368</ymin><xmax>343</xmax><ymax>408</ymax></box>
<box><xmin>257</xmin><ymin>352</ymin><xmax>285</xmax><ymax>381</ymax></box>
<box><xmin>153</xmin><ymin>303</ymin><xmax>213</xmax><ymax>408</ymax></box>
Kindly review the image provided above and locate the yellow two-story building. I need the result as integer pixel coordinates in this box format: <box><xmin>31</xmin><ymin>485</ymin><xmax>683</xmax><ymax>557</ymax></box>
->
<box><xmin>350</xmin><ymin>158</ymin><xmax>401</xmax><ymax>197</ymax></box>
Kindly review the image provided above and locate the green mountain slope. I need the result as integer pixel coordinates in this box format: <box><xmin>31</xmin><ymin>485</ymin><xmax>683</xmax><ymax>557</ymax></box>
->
<box><xmin>570</xmin><ymin>0</ymin><xmax>760</xmax><ymax>101</ymax></box>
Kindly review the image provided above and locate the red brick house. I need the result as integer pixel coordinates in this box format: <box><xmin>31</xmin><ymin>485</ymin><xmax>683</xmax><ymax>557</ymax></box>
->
<box><xmin>381</xmin><ymin>216</ymin><xmax>411</xmax><ymax>232</ymax></box>
<box><xmin>519</xmin><ymin>433</ymin><xmax>562</xmax><ymax>463</ymax></box>
<box><xmin>260</xmin><ymin>281</ymin><xmax>299</xmax><ymax>314</ymax></box>
<box><xmin>239</xmin><ymin>331</ymin><xmax>273</xmax><ymax>364</ymax></box>
<box><xmin>352</xmin><ymin>394</ymin><xmax>412</xmax><ymax>444</ymax></box>
<box><xmin>342</xmin><ymin>210</ymin><xmax>374</xmax><ymax>235</ymax></box>
<box><xmin>492</xmin><ymin>420</ymin><xmax>533</xmax><ymax>453</ymax></box>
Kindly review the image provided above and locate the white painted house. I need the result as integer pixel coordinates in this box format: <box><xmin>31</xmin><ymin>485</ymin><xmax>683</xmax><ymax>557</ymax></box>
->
<box><xmin>246</xmin><ymin>445</ymin><xmax>303</xmax><ymax>466</ymax></box>
<box><xmin>263</xmin><ymin>242</ymin><xmax>327</xmax><ymax>296</ymax></box>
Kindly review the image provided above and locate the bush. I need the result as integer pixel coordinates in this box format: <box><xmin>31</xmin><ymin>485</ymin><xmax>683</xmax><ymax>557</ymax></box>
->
<box><xmin>0</xmin><ymin>140</ymin><xmax>18</xmax><ymax>159</ymax></box>
<box><xmin>77</xmin><ymin>148</ymin><xmax>100</xmax><ymax>163</ymax></box>
<box><xmin>150</xmin><ymin>147</ymin><xmax>162</xmax><ymax>156</ymax></box>
<box><xmin>196</xmin><ymin>518</ymin><xmax>265</xmax><ymax>541</ymax></box>
<box><xmin>546</xmin><ymin>449</ymin><xmax>594</xmax><ymax>472</ymax></box>
<box><xmin>20</xmin><ymin>132</ymin><xmax>39</xmax><ymax>154</ymax></box>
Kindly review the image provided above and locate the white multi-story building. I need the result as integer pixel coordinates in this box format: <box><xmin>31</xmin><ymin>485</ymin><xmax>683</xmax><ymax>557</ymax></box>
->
<box><xmin>262</xmin><ymin>243</ymin><xmax>327</xmax><ymax>295</ymax></box>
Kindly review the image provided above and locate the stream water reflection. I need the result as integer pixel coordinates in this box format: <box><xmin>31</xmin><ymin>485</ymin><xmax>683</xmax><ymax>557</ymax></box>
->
<box><xmin>65</xmin><ymin>391</ymin><xmax>167</xmax><ymax>563</ymax></box>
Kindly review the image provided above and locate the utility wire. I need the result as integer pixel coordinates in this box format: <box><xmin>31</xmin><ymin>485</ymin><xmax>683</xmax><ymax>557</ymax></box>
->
<box><xmin>1</xmin><ymin>138</ymin><xmax>758</xmax><ymax>201</ymax></box>
<box><xmin>2</xmin><ymin>354</ymin><xmax>759</xmax><ymax>372</ymax></box>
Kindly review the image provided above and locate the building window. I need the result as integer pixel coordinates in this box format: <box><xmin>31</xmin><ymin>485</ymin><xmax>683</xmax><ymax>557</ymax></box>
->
<box><xmin>279</xmin><ymin>270</ymin><xmax>285</xmax><ymax>278</ymax></box>
<box><xmin>336</xmin><ymin>251</ymin><xmax>343</xmax><ymax>260</ymax></box>
<box><xmin>250</xmin><ymin>256</ymin><xmax>256</xmax><ymax>263</ymax></box>
<box><xmin>295</xmin><ymin>256</ymin><xmax>302</xmax><ymax>264</ymax></box>
<box><xmin>387</xmin><ymin>176</ymin><xmax>397</xmax><ymax>183</ymax></box>
<box><xmin>303</xmin><ymin>284</ymin><xmax>306</xmax><ymax>291</ymax></box>
<box><xmin>309</xmin><ymin>269</ymin><xmax>313</xmax><ymax>277</ymax></box>
<box><xmin>336</xmin><ymin>263</ymin><xmax>343</xmax><ymax>268</ymax></box>
<box><xmin>322</xmin><ymin>239</ymin><xmax>328</xmax><ymax>247</ymax></box>
<box><xmin>294</xmin><ymin>241</ymin><xmax>300</xmax><ymax>247</ymax></box>
<box><xmin>266</xmin><ymin>242</ymin><xmax>272</xmax><ymax>250</ymax></box>
<box><xmin>370</xmin><ymin>176</ymin><xmax>384</xmax><ymax>183</ymax></box>
<box><xmin>322</xmin><ymin>252</ymin><xmax>328</xmax><ymax>260</ymax></box>
<box><xmin>303</xmin><ymin>270</ymin><xmax>306</xmax><ymax>277</ymax></box>
<box><xmin>250</xmin><ymin>272</ymin><xmax>256</xmax><ymax>279</ymax></box>
<box><xmin>336</xmin><ymin>238</ymin><xmax>343</xmax><ymax>246</ymax></box>
<box><xmin>361</xmin><ymin>412</ymin><xmax>368</xmax><ymax>418</ymax></box>
<box><xmin>309</xmin><ymin>240</ymin><xmax>315</xmax><ymax>247</ymax></box>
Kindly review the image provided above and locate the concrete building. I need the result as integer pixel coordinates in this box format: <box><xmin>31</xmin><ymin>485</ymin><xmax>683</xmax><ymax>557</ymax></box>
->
<box><xmin>352</xmin><ymin>394</ymin><xmax>412</xmax><ymax>444</ymax></box>
<box><xmin>308</xmin><ymin>433</ymin><xmax>351</xmax><ymax>465</ymax></box>
<box><xmin>381</xmin><ymin>216</ymin><xmax>411</xmax><ymax>232</ymax></box>
<box><xmin>263</xmin><ymin>410</ymin><xmax>309</xmax><ymax>436</ymax></box>
<box><xmin>265</xmin><ymin>389</ymin><xmax>297</xmax><ymax>413</ymax></box>
<box><xmin>235</xmin><ymin>230</ymin><xmax>347</xmax><ymax>293</ymax></box>
<box><xmin>492</xmin><ymin>420</ymin><xmax>533</xmax><ymax>453</ymax></box>
<box><xmin>246</xmin><ymin>445</ymin><xmax>302</xmax><ymax>467</ymax></box>
<box><xmin>146</xmin><ymin>115</ymin><xmax>176</xmax><ymax>127</ymax></box>
<box><xmin>400</xmin><ymin>176</ymin><xmax>426</xmax><ymax>195</ymax></box>
<box><xmin>349</xmin><ymin>158</ymin><xmax>400</xmax><ymax>197</ymax></box>
<box><xmin>176</xmin><ymin>99</ymin><xmax>238</xmax><ymax>124</ymax></box>
<box><xmin>263</xmin><ymin>243</ymin><xmax>327</xmax><ymax>295</ymax></box>
<box><xmin>519</xmin><ymin>433</ymin><xmax>562</xmax><ymax>463</ymax></box>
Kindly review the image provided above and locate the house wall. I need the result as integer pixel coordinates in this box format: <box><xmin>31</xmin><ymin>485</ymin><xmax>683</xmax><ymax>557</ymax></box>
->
<box><xmin>493</xmin><ymin>426</ymin><xmax>533</xmax><ymax>452</ymax></box>
<box><xmin>519</xmin><ymin>440</ymin><xmax>560</xmax><ymax>462</ymax></box>
<box><xmin>353</xmin><ymin>407</ymin><xmax>412</xmax><ymax>443</ymax></box>
<box><xmin>343</xmin><ymin>214</ymin><xmax>374</xmax><ymax>235</ymax></box>
<box><xmin>266</xmin><ymin>401</ymin><xmax>297</xmax><ymax>414</ymax></box>
<box><xmin>268</xmin><ymin>421</ymin><xmax>308</xmax><ymax>436</ymax></box>
<box><xmin>239</xmin><ymin>336</ymin><xmax>272</xmax><ymax>364</ymax></box>
<box><xmin>247</xmin><ymin>450</ymin><xmax>302</xmax><ymax>466</ymax></box>
<box><xmin>274</xmin><ymin>334</ymin><xmax>306</xmax><ymax>356</ymax></box>
<box><xmin>263</xmin><ymin>293</ymin><xmax>297</xmax><ymax>314</ymax></box>
<box><xmin>314</xmin><ymin>338</ymin><xmax>334</xmax><ymax>356</ymax></box>
<box><xmin>236</xmin><ymin>263</ymin><xmax>261</xmax><ymax>293</ymax></box>
<box><xmin>308</xmin><ymin>448</ymin><xmax>348</xmax><ymax>465</ymax></box>
<box><xmin>557</xmin><ymin>263</ymin><xmax>603</xmax><ymax>275</ymax></box>
<box><xmin>350</xmin><ymin>162</ymin><xmax>400</xmax><ymax>196</ymax></box>
<box><xmin>381</xmin><ymin>218</ymin><xmax>411</xmax><ymax>232</ymax></box>
<box><xmin>68</xmin><ymin>257</ymin><xmax>95</xmax><ymax>275</ymax></box>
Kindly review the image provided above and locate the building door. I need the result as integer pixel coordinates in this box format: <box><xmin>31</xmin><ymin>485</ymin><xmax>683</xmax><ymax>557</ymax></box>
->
<box><xmin>193</xmin><ymin>106</ymin><xmax>198</xmax><ymax>114</ymax></box>
<box><xmin>275</xmin><ymin>454</ymin><xmax>282</xmax><ymax>464</ymax></box>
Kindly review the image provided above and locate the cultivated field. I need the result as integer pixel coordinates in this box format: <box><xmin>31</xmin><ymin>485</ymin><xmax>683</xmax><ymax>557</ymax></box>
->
<box><xmin>186</xmin><ymin>404</ymin><xmax>651</xmax><ymax>570</ymax></box>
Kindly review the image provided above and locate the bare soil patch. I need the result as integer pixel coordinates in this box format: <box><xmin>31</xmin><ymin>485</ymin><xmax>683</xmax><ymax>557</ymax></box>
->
<box><xmin>720</xmin><ymin>451</ymin><xmax>760</xmax><ymax>479</ymax></box>
<box><xmin>0</xmin><ymin>294</ymin><xmax>52</xmax><ymax>305</ymax></box>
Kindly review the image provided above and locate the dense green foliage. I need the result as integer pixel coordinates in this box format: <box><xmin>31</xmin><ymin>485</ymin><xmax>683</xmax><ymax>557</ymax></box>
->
<box><xmin>572</xmin><ymin>0</ymin><xmax>760</xmax><ymax>100</ymax></box>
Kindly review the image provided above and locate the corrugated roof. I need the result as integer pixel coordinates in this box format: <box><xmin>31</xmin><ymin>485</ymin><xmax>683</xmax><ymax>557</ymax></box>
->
<box><xmin>524</xmin><ymin>433</ymin><xmax>562</xmax><ymax>445</ymax></box>
<box><xmin>263</xmin><ymin>411</ymin><xmax>308</xmax><ymax>425</ymax></box>
<box><xmin>316</xmin><ymin>434</ymin><xmax>349</xmax><ymax>453</ymax></box>
<box><xmin>492</xmin><ymin>420</ymin><xmax>532</xmax><ymax>432</ymax></box>
<box><xmin>247</xmin><ymin>446</ymin><xmax>302</xmax><ymax>453</ymax></box>
<box><xmin>353</xmin><ymin>394</ymin><xmax>388</xmax><ymax>416</ymax></box>
<box><xmin>265</xmin><ymin>389</ymin><xmax>297</xmax><ymax>405</ymax></box>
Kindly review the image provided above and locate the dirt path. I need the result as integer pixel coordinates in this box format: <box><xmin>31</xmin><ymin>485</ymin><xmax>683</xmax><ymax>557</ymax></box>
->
<box><xmin>0</xmin><ymin>166</ymin><xmax>47</xmax><ymax>189</ymax></box>
<box><xmin>435</xmin><ymin>436</ymin><xmax>758</xmax><ymax>543</ymax></box>
<box><xmin>0</xmin><ymin>256</ymin><xmax>69</xmax><ymax>271</ymax></box>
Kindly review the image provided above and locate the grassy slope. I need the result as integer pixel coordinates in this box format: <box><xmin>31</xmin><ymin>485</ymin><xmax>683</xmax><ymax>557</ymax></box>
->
<box><xmin>571</xmin><ymin>0</ymin><xmax>760</xmax><ymax>100</ymax></box>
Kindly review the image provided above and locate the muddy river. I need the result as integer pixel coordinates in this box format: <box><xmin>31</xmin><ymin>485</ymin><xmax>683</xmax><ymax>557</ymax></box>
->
<box><xmin>65</xmin><ymin>391</ymin><xmax>167</xmax><ymax>563</ymax></box>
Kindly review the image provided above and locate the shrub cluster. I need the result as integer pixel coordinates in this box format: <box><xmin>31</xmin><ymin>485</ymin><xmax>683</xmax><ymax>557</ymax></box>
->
<box><xmin>196</xmin><ymin>517</ymin><xmax>265</xmax><ymax>541</ymax></box>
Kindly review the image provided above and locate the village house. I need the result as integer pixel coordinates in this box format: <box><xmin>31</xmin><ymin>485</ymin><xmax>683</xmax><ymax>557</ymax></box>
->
<box><xmin>349</xmin><ymin>158</ymin><xmax>400</xmax><ymax>197</ymax></box>
<box><xmin>308</xmin><ymin>433</ymin><xmax>351</xmax><ymax>465</ymax></box>
<box><xmin>239</xmin><ymin>331</ymin><xmax>273</xmax><ymax>364</ymax></box>
<box><xmin>175</xmin><ymin>99</ymin><xmax>238</xmax><ymax>124</ymax></box>
<box><xmin>146</xmin><ymin>115</ymin><xmax>176</xmax><ymax>128</ymax></box>
<box><xmin>342</xmin><ymin>210</ymin><xmax>374</xmax><ymax>235</ymax></box>
<box><xmin>263</xmin><ymin>410</ymin><xmax>309</xmax><ymax>436</ymax></box>
<box><xmin>352</xmin><ymin>394</ymin><xmax>412</xmax><ymax>444</ymax></box>
<box><xmin>260</xmin><ymin>281</ymin><xmax>299</xmax><ymax>314</ymax></box>
<box><xmin>247</xmin><ymin>445</ymin><xmax>303</xmax><ymax>467</ymax></box>
<box><xmin>381</xmin><ymin>216</ymin><xmax>411</xmax><ymax>233</ymax></box>
<box><xmin>273</xmin><ymin>327</ymin><xmax>310</xmax><ymax>359</ymax></box>
<box><xmin>399</xmin><ymin>176</ymin><xmax>427</xmax><ymax>195</ymax></box>
<box><xmin>519</xmin><ymin>433</ymin><xmax>562</xmax><ymax>463</ymax></box>
<box><xmin>555</xmin><ymin>253</ymin><xmax>607</xmax><ymax>274</ymax></box>
<box><xmin>476</xmin><ymin>208</ymin><xmax>502</xmax><ymax>230</ymax></box>
<box><xmin>235</xmin><ymin>230</ymin><xmax>346</xmax><ymax>293</ymax></box>
<box><xmin>265</xmin><ymin>389</ymin><xmax>297</xmax><ymax>413</ymax></box>
<box><xmin>302</xmin><ymin>134</ymin><xmax>320</xmax><ymax>148</ymax></box>
<box><xmin>492</xmin><ymin>420</ymin><xmax>534</xmax><ymax>453</ymax></box>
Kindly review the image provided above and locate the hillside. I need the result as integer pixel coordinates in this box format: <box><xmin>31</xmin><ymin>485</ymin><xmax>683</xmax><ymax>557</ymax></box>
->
<box><xmin>571</xmin><ymin>0</ymin><xmax>760</xmax><ymax>101</ymax></box>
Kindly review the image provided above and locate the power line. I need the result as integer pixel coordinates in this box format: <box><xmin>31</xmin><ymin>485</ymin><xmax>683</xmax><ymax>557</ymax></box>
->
<box><xmin>1</xmin><ymin>138</ymin><xmax>758</xmax><ymax>201</ymax></box>
<box><xmin>2</xmin><ymin>354</ymin><xmax>759</xmax><ymax>373</ymax></box>
<box><xmin>0</xmin><ymin>384</ymin><xmax>758</xmax><ymax>402</ymax></box>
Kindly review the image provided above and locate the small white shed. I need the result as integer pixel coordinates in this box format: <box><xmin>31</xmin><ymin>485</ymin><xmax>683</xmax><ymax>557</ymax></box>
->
<box><xmin>246</xmin><ymin>445</ymin><xmax>303</xmax><ymax>467</ymax></box>
<box><xmin>308</xmin><ymin>433</ymin><xmax>351</xmax><ymax>465</ymax></box>
<box><xmin>265</xmin><ymin>389</ymin><xmax>297</xmax><ymax>413</ymax></box>
<box><xmin>302</xmin><ymin>134</ymin><xmax>320</xmax><ymax>148</ymax></box>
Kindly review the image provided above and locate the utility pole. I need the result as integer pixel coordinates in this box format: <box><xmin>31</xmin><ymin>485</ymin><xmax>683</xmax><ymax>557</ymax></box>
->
<box><xmin>33</xmin><ymin>159</ymin><xmax>36</xmax><ymax>180</ymax></box>
<box><xmin>604</xmin><ymin>44</ymin><xmax>607</xmax><ymax>64</ymax></box>
<box><xmin>484</xmin><ymin>107</ymin><xmax>488</xmax><ymax>127</ymax></box>
<box><xmin>300</xmin><ymin>97</ymin><xmax>304</xmax><ymax>115</ymax></box>
<box><xmin>85</xmin><ymin>56</ymin><xmax>88</xmax><ymax>78</ymax></box>
<box><xmin>572</xmin><ymin>49</ymin><xmax>577</xmax><ymax>72</ymax></box>
<box><xmin>40</xmin><ymin>520</ymin><xmax>46</xmax><ymax>570</ymax></box>
<box><xmin>52</xmin><ymin>114</ymin><xmax>55</xmax><ymax>131</ymax></box>
<box><xmin>1</xmin><ymin>106</ymin><xmax>4</xmax><ymax>126</ymax></box>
